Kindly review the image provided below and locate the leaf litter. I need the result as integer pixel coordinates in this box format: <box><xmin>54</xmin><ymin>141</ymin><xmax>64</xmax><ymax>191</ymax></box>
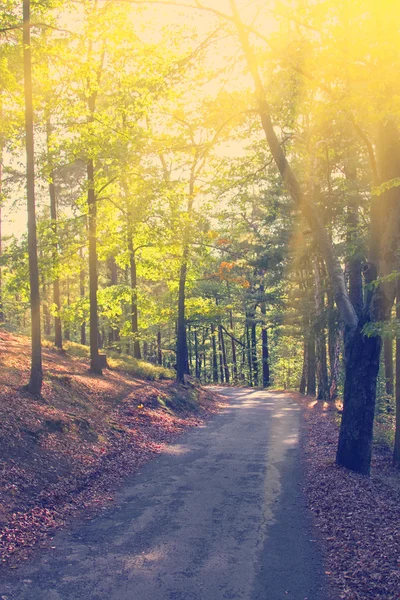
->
<box><xmin>0</xmin><ymin>331</ymin><xmax>224</xmax><ymax>568</ymax></box>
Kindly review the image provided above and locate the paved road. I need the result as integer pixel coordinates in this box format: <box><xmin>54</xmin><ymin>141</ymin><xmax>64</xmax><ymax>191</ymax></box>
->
<box><xmin>0</xmin><ymin>388</ymin><xmax>329</xmax><ymax>600</ymax></box>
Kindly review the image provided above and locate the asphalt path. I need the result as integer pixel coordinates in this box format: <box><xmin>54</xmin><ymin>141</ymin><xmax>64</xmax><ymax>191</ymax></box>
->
<box><xmin>0</xmin><ymin>387</ymin><xmax>329</xmax><ymax>600</ymax></box>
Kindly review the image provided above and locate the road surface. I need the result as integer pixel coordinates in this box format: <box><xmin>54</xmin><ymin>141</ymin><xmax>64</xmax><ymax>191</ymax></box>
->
<box><xmin>0</xmin><ymin>388</ymin><xmax>329</xmax><ymax>600</ymax></box>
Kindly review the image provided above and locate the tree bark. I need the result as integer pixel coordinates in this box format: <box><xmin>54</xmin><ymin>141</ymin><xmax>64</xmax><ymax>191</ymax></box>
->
<box><xmin>251</xmin><ymin>317</ymin><xmax>258</xmax><ymax>387</ymax></box>
<box><xmin>176</xmin><ymin>254</ymin><xmax>189</xmax><ymax>383</ymax></box>
<box><xmin>80</xmin><ymin>247</ymin><xmax>86</xmax><ymax>345</ymax></box>
<box><xmin>87</xmin><ymin>157</ymin><xmax>101</xmax><ymax>373</ymax></box>
<box><xmin>0</xmin><ymin>146</ymin><xmax>4</xmax><ymax>323</ymax></box>
<box><xmin>47</xmin><ymin>121</ymin><xmax>62</xmax><ymax>349</ymax></box>
<box><xmin>384</xmin><ymin>337</ymin><xmax>394</xmax><ymax>397</ymax></box>
<box><xmin>299</xmin><ymin>341</ymin><xmax>307</xmax><ymax>394</ymax></box>
<box><xmin>128</xmin><ymin>238</ymin><xmax>141</xmax><ymax>359</ymax></box>
<box><xmin>327</xmin><ymin>287</ymin><xmax>341</xmax><ymax>400</ymax></box>
<box><xmin>246</xmin><ymin>317</ymin><xmax>253</xmax><ymax>387</ymax></box>
<box><xmin>336</xmin><ymin>321</ymin><xmax>381</xmax><ymax>474</ymax></box>
<box><xmin>336</xmin><ymin>121</ymin><xmax>400</xmax><ymax>474</ymax></box>
<box><xmin>194</xmin><ymin>327</ymin><xmax>200</xmax><ymax>379</ymax></box>
<box><xmin>260</xmin><ymin>285</ymin><xmax>270</xmax><ymax>387</ymax></box>
<box><xmin>314</xmin><ymin>258</ymin><xmax>330</xmax><ymax>400</ymax></box>
<box><xmin>219</xmin><ymin>325</ymin><xmax>230</xmax><ymax>383</ymax></box>
<box><xmin>211</xmin><ymin>323</ymin><xmax>218</xmax><ymax>383</ymax></box>
<box><xmin>23</xmin><ymin>0</ymin><xmax>43</xmax><ymax>394</ymax></box>
<box><xmin>157</xmin><ymin>330</ymin><xmax>162</xmax><ymax>366</ymax></box>
<box><xmin>229</xmin><ymin>309</ymin><xmax>238</xmax><ymax>382</ymax></box>
<box><xmin>307</xmin><ymin>334</ymin><xmax>316</xmax><ymax>396</ymax></box>
<box><xmin>394</xmin><ymin>282</ymin><xmax>400</xmax><ymax>465</ymax></box>
<box><xmin>176</xmin><ymin>184</ymin><xmax>194</xmax><ymax>383</ymax></box>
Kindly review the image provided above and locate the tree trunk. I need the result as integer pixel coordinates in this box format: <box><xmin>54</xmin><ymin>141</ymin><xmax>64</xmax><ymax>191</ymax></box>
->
<box><xmin>211</xmin><ymin>323</ymin><xmax>218</xmax><ymax>383</ymax></box>
<box><xmin>64</xmin><ymin>277</ymin><xmax>70</xmax><ymax>341</ymax></box>
<box><xmin>260</xmin><ymin>285</ymin><xmax>270</xmax><ymax>387</ymax></box>
<box><xmin>80</xmin><ymin>247</ymin><xmax>86</xmax><ymax>345</ymax></box>
<box><xmin>47</xmin><ymin>121</ymin><xmax>62</xmax><ymax>349</ymax></box>
<box><xmin>107</xmin><ymin>256</ymin><xmax>120</xmax><ymax>346</ymax></box>
<box><xmin>229</xmin><ymin>309</ymin><xmax>238</xmax><ymax>382</ymax></box>
<box><xmin>188</xmin><ymin>322</ymin><xmax>193</xmax><ymax>373</ymax></box>
<box><xmin>393</xmin><ymin>283</ymin><xmax>400</xmax><ymax>464</ymax></box>
<box><xmin>217</xmin><ymin>325</ymin><xmax>224</xmax><ymax>383</ymax></box>
<box><xmin>314</xmin><ymin>258</ymin><xmax>330</xmax><ymax>400</ymax></box>
<box><xmin>336</xmin><ymin>322</ymin><xmax>381</xmax><ymax>475</ymax></box>
<box><xmin>327</xmin><ymin>287</ymin><xmax>341</xmax><ymax>400</ymax></box>
<box><xmin>87</xmin><ymin>158</ymin><xmax>101</xmax><ymax>374</ymax></box>
<box><xmin>299</xmin><ymin>341</ymin><xmax>307</xmax><ymax>394</ymax></box>
<box><xmin>128</xmin><ymin>238</ymin><xmax>141</xmax><ymax>359</ymax></box>
<box><xmin>176</xmin><ymin>255</ymin><xmax>189</xmax><ymax>383</ymax></box>
<box><xmin>43</xmin><ymin>284</ymin><xmax>51</xmax><ymax>336</ymax></box>
<box><xmin>219</xmin><ymin>325</ymin><xmax>230</xmax><ymax>383</ymax></box>
<box><xmin>307</xmin><ymin>334</ymin><xmax>316</xmax><ymax>396</ymax></box>
<box><xmin>384</xmin><ymin>337</ymin><xmax>394</xmax><ymax>396</ymax></box>
<box><xmin>157</xmin><ymin>330</ymin><xmax>162</xmax><ymax>365</ymax></box>
<box><xmin>0</xmin><ymin>147</ymin><xmax>4</xmax><ymax>323</ymax></box>
<box><xmin>194</xmin><ymin>327</ymin><xmax>200</xmax><ymax>379</ymax></box>
<box><xmin>23</xmin><ymin>0</ymin><xmax>42</xmax><ymax>394</ymax></box>
<box><xmin>202</xmin><ymin>327</ymin><xmax>207</xmax><ymax>382</ymax></box>
<box><xmin>246</xmin><ymin>318</ymin><xmax>253</xmax><ymax>387</ymax></box>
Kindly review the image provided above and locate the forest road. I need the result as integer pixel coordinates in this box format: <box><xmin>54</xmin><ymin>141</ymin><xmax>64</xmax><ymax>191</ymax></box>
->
<box><xmin>0</xmin><ymin>388</ymin><xmax>330</xmax><ymax>600</ymax></box>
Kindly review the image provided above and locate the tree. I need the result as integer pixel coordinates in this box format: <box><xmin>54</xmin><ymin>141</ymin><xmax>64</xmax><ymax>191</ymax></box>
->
<box><xmin>23</xmin><ymin>0</ymin><xmax>42</xmax><ymax>394</ymax></box>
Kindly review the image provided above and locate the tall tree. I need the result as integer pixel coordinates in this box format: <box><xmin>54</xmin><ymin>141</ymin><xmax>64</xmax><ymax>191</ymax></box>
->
<box><xmin>23</xmin><ymin>0</ymin><xmax>42</xmax><ymax>394</ymax></box>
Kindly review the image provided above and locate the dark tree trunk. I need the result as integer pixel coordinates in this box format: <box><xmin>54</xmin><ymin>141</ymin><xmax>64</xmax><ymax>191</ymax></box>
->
<box><xmin>229</xmin><ymin>309</ymin><xmax>238</xmax><ymax>382</ymax></box>
<box><xmin>128</xmin><ymin>238</ymin><xmax>141</xmax><ymax>359</ymax></box>
<box><xmin>194</xmin><ymin>327</ymin><xmax>200</xmax><ymax>379</ymax></box>
<box><xmin>107</xmin><ymin>256</ymin><xmax>120</xmax><ymax>346</ymax></box>
<box><xmin>327</xmin><ymin>287</ymin><xmax>341</xmax><ymax>400</ymax></box>
<box><xmin>47</xmin><ymin>121</ymin><xmax>62</xmax><ymax>349</ymax></box>
<box><xmin>217</xmin><ymin>326</ymin><xmax>224</xmax><ymax>383</ymax></box>
<box><xmin>202</xmin><ymin>327</ymin><xmax>207</xmax><ymax>382</ymax></box>
<box><xmin>157</xmin><ymin>330</ymin><xmax>162</xmax><ymax>366</ymax></box>
<box><xmin>219</xmin><ymin>325</ymin><xmax>230</xmax><ymax>383</ymax></box>
<box><xmin>0</xmin><ymin>150</ymin><xmax>4</xmax><ymax>323</ymax></box>
<box><xmin>246</xmin><ymin>318</ymin><xmax>253</xmax><ymax>387</ymax></box>
<box><xmin>394</xmin><ymin>283</ymin><xmax>400</xmax><ymax>464</ymax></box>
<box><xmin>314</xmin><ymin>258</ymin><xmax>329</xmax><ymax>400</ymax></box>
<box><xmin>299</xmin><ymin>341</ymin><xmax>307</xmax><ymax>394</ymax></box>
<box><xmin>384</xmin><ymin>337</ymin><xmax>394</xmax><ymax>396</ymax></box>
<box><xmin>337</xmin><ymin>121</ymin><xmax>400</xmax><ymax>474</ymax></box>
<box><xmin>23</xmin><ymin>0</ymin><xmax>42</xmax><ymax>394</ymax></box>
<box><xmin>87</xmin><ymin>157</ymin><xmax>101</xmax><ymax>374</ymax></box>
<box><xmin>80</xmin><ymin>247</ymin><xmax>86</xmax><ymax>346</ymax></box>
<box><xmin>336</xmin><ymin>321</ymin><xmax>381</xmax><ymax>475</ymax></box>
<box><xmin>43</xmin><ymin>285</ymin><xmax>51</xmax><ymax>336</ymax></box>
<box><xmin>251</xmin><ymin>316</ymin><xmax>258</xmax><ymax>387</ymax></box>
<box><xmin>260</xmin><ymin>285</ymin><xmax>270</xmax><ymax>387</ymax></box>
<box><xmin>307</xmin><ymin>334</ymin><xmax>316</xmax><ymax>396</ymax></box>
<box><xmin>64</xmin><ymin>277</ymin><xmax>70</xmax><ymax>341</ymax></box>
<box><xmin>176</xmin><ymin>256</ymin><xmax>189</xmax><ymax>383</ymax></box>
<box><xmin>211</xmin><ymin>323</ymin><xmax>218</xmax><ymax>383</ymax></box>
<box><xmin>188</xmin><ymin>323</ymin><xmax>193</xmax><ymax>373</ymax></box>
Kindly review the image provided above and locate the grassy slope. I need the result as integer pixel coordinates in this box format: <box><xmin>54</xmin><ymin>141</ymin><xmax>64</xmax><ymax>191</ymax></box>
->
<box><xmin>0</xmin><ymin>330</ymin><xmax>222</xmax><ymax>566</ymax></box>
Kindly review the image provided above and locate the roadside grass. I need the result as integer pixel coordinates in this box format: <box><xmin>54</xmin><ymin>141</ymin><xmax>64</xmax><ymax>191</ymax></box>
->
<box><xmin>45</xmin><ymin>339</ymin><xmax>175</xmax><ymax>381</ymax></box>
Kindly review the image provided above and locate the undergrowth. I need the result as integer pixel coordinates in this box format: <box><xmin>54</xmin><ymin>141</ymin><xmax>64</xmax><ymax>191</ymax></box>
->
<box><xmin>46</xmin><ymin>340</ymin><xmax>175</xmax><ymax>381</ymax></box>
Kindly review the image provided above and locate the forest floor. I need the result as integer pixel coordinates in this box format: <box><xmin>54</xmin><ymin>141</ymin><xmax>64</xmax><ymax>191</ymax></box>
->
<box><xmin>0</xmin><ymin>330</ymin><xmax>223</xmax><ymax>568</ymax></box>
<box><xmin>299</xmin><ymin>395</ymin><xmax>400</xmax><ymax>600</ymax></box>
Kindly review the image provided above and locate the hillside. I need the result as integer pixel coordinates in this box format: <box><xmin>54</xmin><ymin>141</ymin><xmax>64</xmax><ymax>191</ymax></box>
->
<box><xmin>0</xmin><ymin>331</ymin><xmax>222</xmax><ymax>566</ymax></box>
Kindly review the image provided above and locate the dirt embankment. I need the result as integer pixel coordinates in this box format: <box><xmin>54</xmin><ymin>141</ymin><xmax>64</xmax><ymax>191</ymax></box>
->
<box><xmin>0</xmin><ymin>331</ymin><xmax>223</xmax><ymax>567</ymax></box>
<box><xmin>299</xmin><ymin>395</ymin><xmax>400</xmax><ymax>600</ymax></box>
